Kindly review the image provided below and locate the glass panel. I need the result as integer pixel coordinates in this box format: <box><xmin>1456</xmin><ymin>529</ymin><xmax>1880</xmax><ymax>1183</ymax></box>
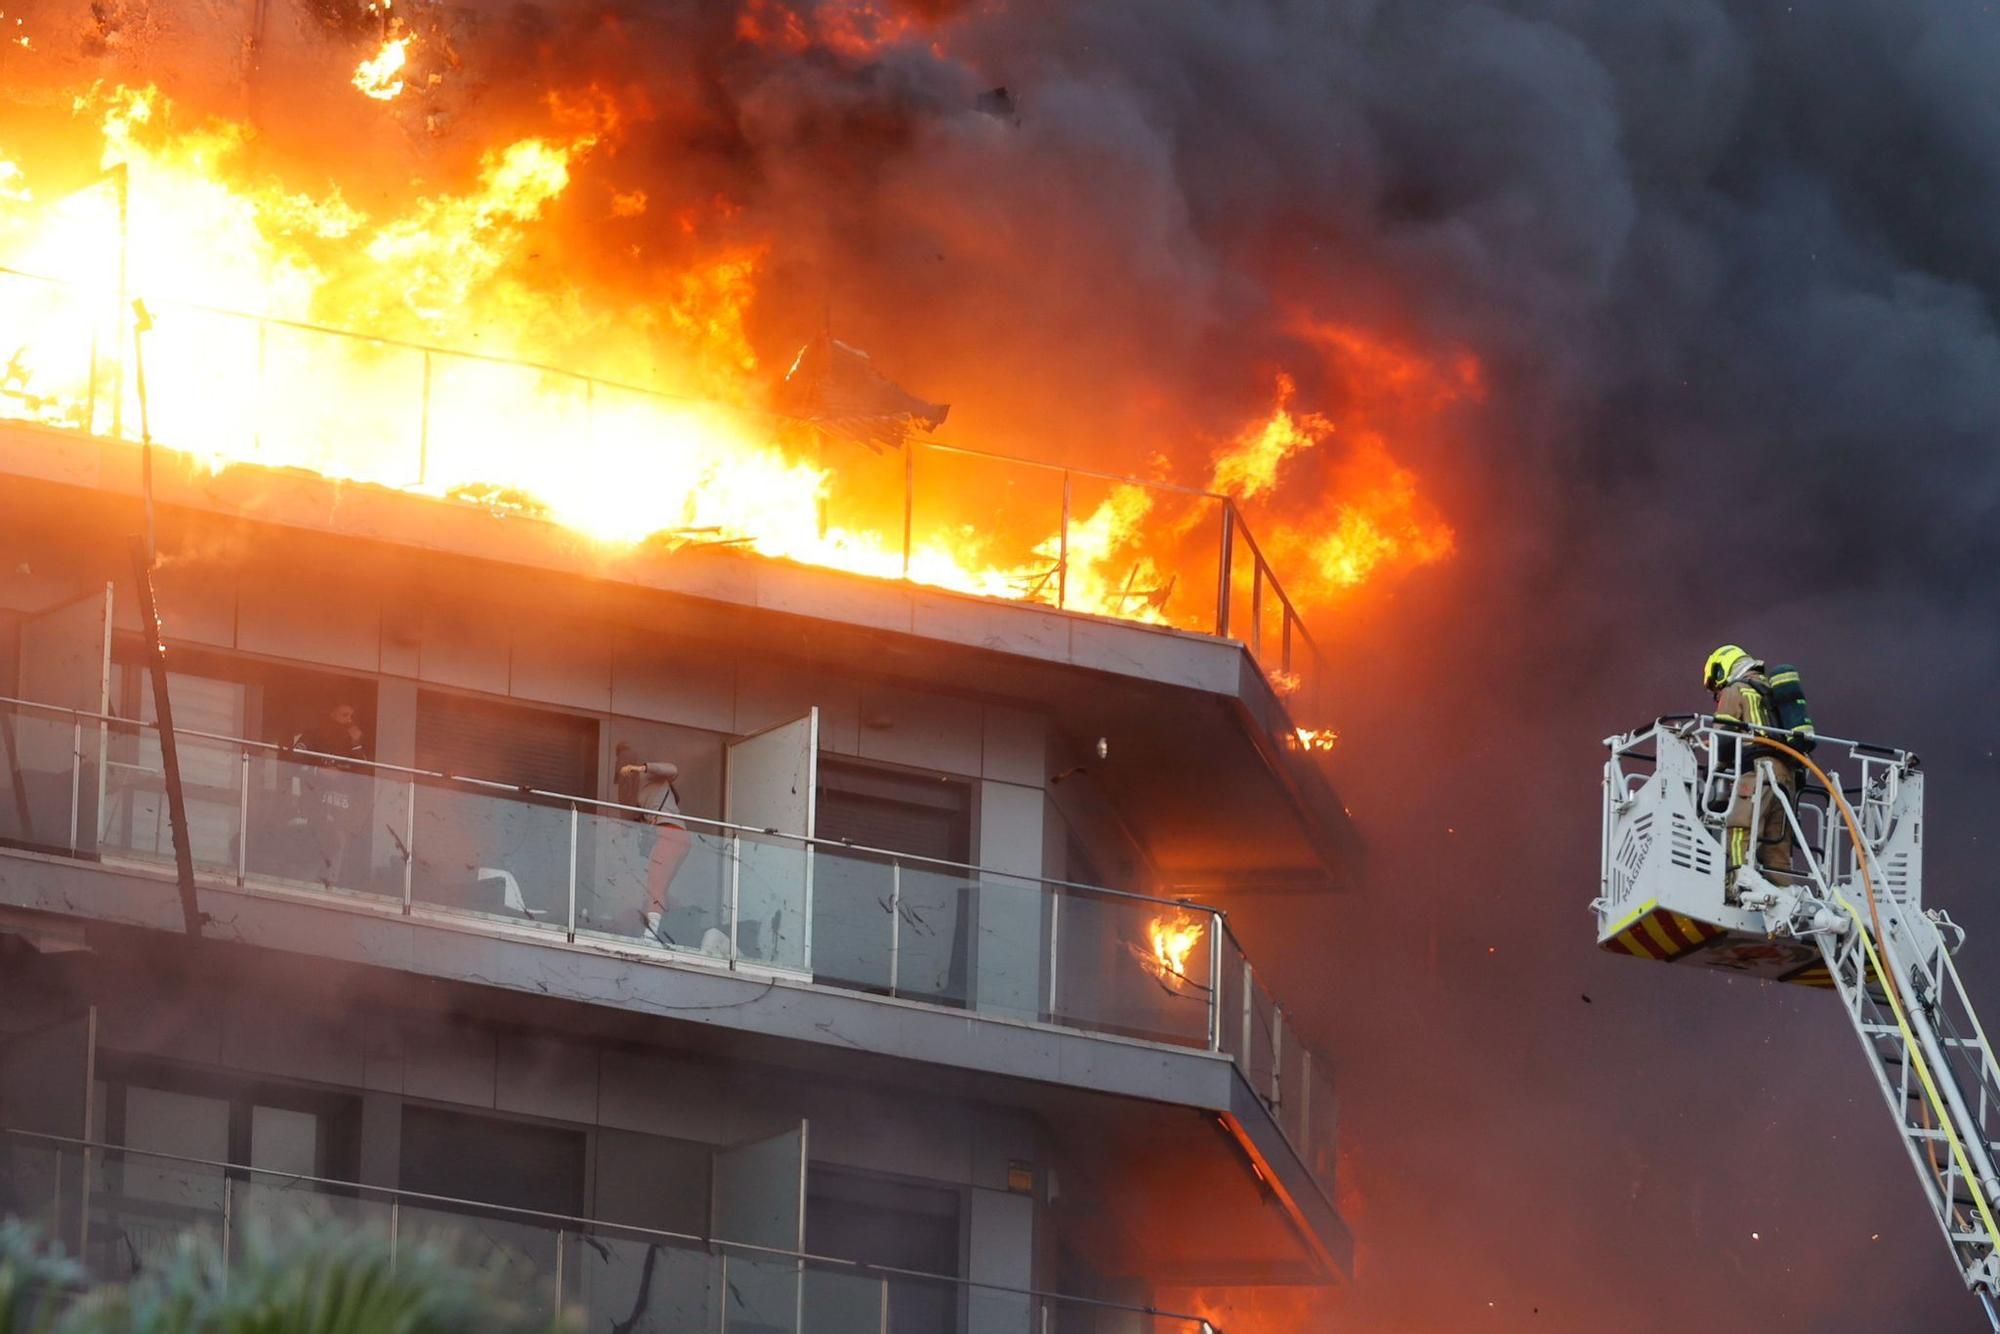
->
<box><xmin>736</xmin><ymin>827</ymin><xmax>809</xmax><ymax>972</ymax></box>
<box><xmin>409</xmin><ymin>782</ymin><xmax>568</xmax><ymax>930</ymax></box>
<box><xmin>1061</xmin><ymin>478</ymin><xmax>1223</xmax><ymax>635</ymax></box>
<box><xmin>258</xmin><ymin>324</ymin><xmax>426</xmax><ymax>486</ymax></box>
<box><xmin>85</xmin><ymin>1149</ymin><xmax>225</xmax><ymax>1284</ymax></box>
<box><xmin>240</xmin><ymin>749</ymin><xmax>406</xmax><ymax>904</ymax></box>
<box><xmin>808</xmin><ymin>845</ymin><xmax>897</xmax><ymax>994</ymax></box>
<box><xmin>564</xmin><ymin>1230</ymin><xmax>719</xmax><ymax>1334</ymax></box>
<box><xmin>232</xmin><ymin>1177</ymin><xmax>392</xmax><ymax>1249</ymax></box>
<box><xmin>1307</xmin><ymin>1054</ymin><xmax>1338</xmax><ymax>1200</ymax></box>
<box><xmin>397</xmin><ymin>1200</ymin><xmax>559</xmax><ymax>1295</ymax></box>
<box><xmin>1217</xmin><ymin>929</ymin><xmax>1248</xmax><ymax>1065</ymax></box>
<box><xmin>576</xmin><ymin>811</ymin><xmax>733</xmax><ymax>959</ymax></box>
<box><xmin>970</xmin><ymin>872</ymin><xmax>1045</xmax><ymax>1022</ymax></box>
<box><xmin>907</xmin><ymin>446</ymin><xmax>1066</xmax><ymax>606</ymax></box>
<box><xmin>720</xmin><ymin>1253</ymin><xmax>799</xmax><ymax>1333</ymax></box>
<box><xmin>250</xmin><ymin>1105</ymin><xmax>318</xmax><ymax>1177</ymax></box>
<box><xmin>0</xmin><ymin>268</ymin><xmax>97</xmax><ymax>433</ymax></box>
<box><xmin>1052</xmin><ymin>891</ymin><xmax>1211</xmax><ymax>1047</ymax></box>
<box><xmin>892</xmin><ymin>865</ymin><xmax>973</xmax><ymax>1007</ymax></box>
<box><xmin>0</xmin><ymin>1138</ymin><xmax>66</xmax><ymax>1235</ymax></box>
<box><xmin>885</xmin><ymin>1272</ymin><xmax>962</xmax><ymax>1334</ymax></box>
<box><xmin>96</xmin><ymin>723</ymin><xmax>242</xmax><ymax>876</ymax></box>
<box><xmin>1248</xmin><ymin>972</ymin><xmax>1278</xmax><ymax>1106</ymax></box>
<box><xmin>0</xmin><ymin>708</ymin><xmax>80</xmax><ymax>853</ymax></box>
<box><xmin>1278</xmin><ymin>1020</ymin><xmax>1308</xmax><ymax>1153</ymax></box>
<box><xmin>801</xmin><ymin>1266</ymin><xmax>884</xmax><ymax>1334</ymax></box>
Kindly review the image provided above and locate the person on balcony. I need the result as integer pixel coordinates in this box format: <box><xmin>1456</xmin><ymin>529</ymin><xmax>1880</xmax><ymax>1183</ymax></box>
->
<box><xmin>291</xmin><ymin>702</ymin><xmax>372</xmax><ymax>891</ymax></box>
<box><xmin>614</xmin><ymin>741</ymin><xmax>692</xmax><ymax>947</ymax></box>
<box><xmin>1702</xmin><ymin>645</ymin><xmax>1796</xmax><ymax>903</ymax></box>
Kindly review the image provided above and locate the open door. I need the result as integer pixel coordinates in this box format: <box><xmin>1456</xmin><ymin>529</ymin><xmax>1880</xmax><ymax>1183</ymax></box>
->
<box><xmin>2</xmin><ymin>584</ymin><xmax>112</xmax><ymax>853</ymax></box>
<box><xmin>712</xmin><ymin>1121</ymin><xmax>807</xmax><ymax>1334</ymax></box>
<box><xmin>0</xmin><ymin>1007</ymin><xmax>97</xmax><ymax>1257</ymax></box>
<box><xmin>723</xmin><ymin>710</ymin><xmax>817</xmax><ymax>973</ymax></box>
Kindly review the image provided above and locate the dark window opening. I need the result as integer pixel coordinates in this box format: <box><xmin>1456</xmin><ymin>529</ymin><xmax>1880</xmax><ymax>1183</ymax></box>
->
<box><xmin>807</xmin><ymin>1167</ymin><xmax>963</xmax><ymax>1334</ymax></box>
<box><xmin>398</xmin><ymin>1104</ymin><xmax>585</xmax><ymax>1219</ymax></box>
<box><xmin>813</xmin><ymin>760</ymin><xmax>973</xmax><ymax>1005</ymax></box>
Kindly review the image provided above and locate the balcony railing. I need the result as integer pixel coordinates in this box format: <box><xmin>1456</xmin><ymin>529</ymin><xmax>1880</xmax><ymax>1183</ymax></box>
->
<box><xmin>0</xmin><ymin>695</ymin><xmax>1337</xmax><ymax>1206</ymax></box>
<box><xmin>0</xmin><ymin>1130</ymin><xmax>1217</xmax><ymax>1333</ymax></box>
<box><xmin>0</xmin><ymin>265</ymin><xmax>1331</xmax><ymax>724</ymax></box>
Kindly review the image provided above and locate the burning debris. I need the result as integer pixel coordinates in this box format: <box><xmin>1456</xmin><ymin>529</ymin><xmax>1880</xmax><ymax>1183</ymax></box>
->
<box><xmin>1144</xmin><ymin>913</ymin><xmax>1205</xmax><ymax>990</ymax></box>
<box><xmin>352</xmin><ymin>35</ymin><xmax>411</xmax><ymax>100</ymax></box>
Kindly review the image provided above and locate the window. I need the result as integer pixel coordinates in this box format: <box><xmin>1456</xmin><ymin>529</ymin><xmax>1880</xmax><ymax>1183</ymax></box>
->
<box><xmin>806</xmin><ymin>1168</ymin><xmax>963</xmax><ymax>1333</ymax></box>
<box><xmin>415</xmin><ymin>692</ymin><xmax>596</xmax><ymax>794</ymax></box>
<box><xmin>398</xmin><ymin>1105</ymin><xmax>585</xmax><ymax>1218</ymax></box>
<box><xmin>813</xmin><ymin>760</ymin><xmax>974</xmax><ymax>1004</ymax></box>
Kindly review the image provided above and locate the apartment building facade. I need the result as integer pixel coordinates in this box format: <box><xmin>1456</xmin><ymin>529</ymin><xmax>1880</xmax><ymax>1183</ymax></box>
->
<box><xmin>0</xmin><ymin>420</ymin><xmax>1353</xmax><ymax>1331</ymax></box>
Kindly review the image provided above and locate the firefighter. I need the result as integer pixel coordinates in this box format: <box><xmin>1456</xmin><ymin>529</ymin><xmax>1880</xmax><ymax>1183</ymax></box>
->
<box><xmin>1703</xmin><ymin>645</ymin><xmax>1796</xmax><ymax>902</ymax></box>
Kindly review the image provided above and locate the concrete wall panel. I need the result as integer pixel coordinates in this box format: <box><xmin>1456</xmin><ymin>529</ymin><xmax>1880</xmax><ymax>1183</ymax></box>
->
<box><xmin>510</xmin><ymin>618</ymin><xmax>612</xmax><ymax>713</ymax></box>
<box><xmin>856</xmin><ymin>685</ymin><xmax>982</xmax><ymax>776</ymax></box>
<box><xmin>417</xmin><ymin>601</ymin><xmax>510</xmax><ymax>696</ymax></box>
<box><xmin>399</xmin><ymin>1019</ymin><xmax>497</xmax><ymax>1109</ymax></box>
<box><xmin>496</xmin><ymin>1031</ymin><xmax>600</xmax><ymax>1124</ymax></box>
<box><xmin>597</xmin><ymin>1047</ymin><xmax>721</xmax><ymax>1142</ymax></box>
<box><xmin>237</xmin><ymin>569</ymin><xmax>381</xmax><ymax>673</ymax></box>
<box><xmin>980</xmin><ymin>706</ymin><xmax>1046</xmax><ymax>788</ymax></box>
<box><xmin>611</xmin><ymin>633</ymin><xmax>736</xmax><ymax>733</ymax></box>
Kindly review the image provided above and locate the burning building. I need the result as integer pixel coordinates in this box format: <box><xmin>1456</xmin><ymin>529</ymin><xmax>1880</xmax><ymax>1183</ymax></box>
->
<box><xmin>0</xmin><ymin>1</ymin><xmax>1472</xmax><ymax>1328</ymax></box>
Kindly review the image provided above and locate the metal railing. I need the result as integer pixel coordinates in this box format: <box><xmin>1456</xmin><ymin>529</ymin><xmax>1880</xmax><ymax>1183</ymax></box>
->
<box><xmin>0</xmin><ymin>266</ymin><xmax>1332</xmax><ymax>724</ymax></box>
<box><xmin>0</xmin><ymin>1130</ymin><xmax>1216</xmax><ymax>1333</ymax></box>
<box><xmin>0</xmin><ymin>695</ymin><xmax>1337</xmax><ymax>1204</ymax></box>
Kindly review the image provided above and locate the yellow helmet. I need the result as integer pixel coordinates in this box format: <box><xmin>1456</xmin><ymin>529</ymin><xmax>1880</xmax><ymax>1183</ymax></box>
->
<box><xmin>1703</xmin><ymin>644</ymin><xmax>1749</xmax><ymax>691</ymax></box>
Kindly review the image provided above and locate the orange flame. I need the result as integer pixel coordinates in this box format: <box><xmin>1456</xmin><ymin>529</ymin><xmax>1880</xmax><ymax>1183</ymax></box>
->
<box><xmin>352</xmin><ymin>37</ymin><xmax>411</xmax><ymax>101</ymax></box>
<box><xmin>1147</xmin><ymin>914</ymin><xmax>1205</xmax><ymax>988</ymax></box>
<box><xmin>1292</xmin><ymin>727</ymin><xmax>1338</xmax><ymax>753</ymax></box>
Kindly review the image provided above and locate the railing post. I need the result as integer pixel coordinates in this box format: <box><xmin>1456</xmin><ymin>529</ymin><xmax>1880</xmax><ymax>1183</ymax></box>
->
<box><xmin>236</xmin><ymin>747</ymin><xmax>250</xmax><ymax>886</ymax></box>
<box><xmin>888</xmin><ymin>858</ymin><xmax>902</xmax><ymax>997</ymax></box>
<box><xmin>878</xmin><ymin>1275</ymin><xmax>890</xmax><ymax>1334</ymax></box>
<box><xmin>1207</xmin><ymin>913</ymin><xmax>1223</xmax><ymax>1052</ymax></box>
<box><xmin>402</xmin><ymin>781</ymin><xmax>415</xmax><ymax>915</ymax></box>
<box><xmin>389</xmin><ymin>1196</ymin><xmax>400</xmax><ymax>1272</ymax></box>
<box><xmin>1057</xmin><ymin>470</ymin><xmax>1071</xmax><ymax>610</ymax></box>
<box><xmin>1271</xmin><ymin>1004</ymin><xmax>1285</xmax><ymax>1108</ymax></box>
<box><xmin>716</xmin><ymin>1253</ymin><xmax>728</xmax><ymax>1334</ymax></box>
<box><xmin>1250</xmin><ymin>562</ymin><xmax>1264</xmax><ymax>660</ymax></box>
<box><xmin>553</xmin><ymin>1229</ymin><xmax>566</xmax><ymax>1322</ymax></box>
<box><xmin>221</xmin><ymin>1174</ymin><xmax>233</xmax><ymax>1288</ymax></box>
<box><xmin>729</xmin><ymin>832</ymin><xmax>742</xmax><ymax>964</ymax></box>
<box><xmin>1045</xmin><ymin>890</ymin><xmax>1061</xmax><ymax>1023</ymax></box>
<box><xmin>1215</xmin><ymin>503</ymin><xmax>1234</xmax><ymax>638</ymax></box>
<box><xmin>1299</xmin><ymin>1048</ymin><xmax>1312</xmax><ymax>1147</ymax></box>
<box><xmin>567</xmin><ymin>804</ymin><xmax>579</xmax><ymax>943</ymax></box>
<box><xmin>68</xmin><ymin>718</ymin><xmax>81</xmax><ymax>853</ymax></box>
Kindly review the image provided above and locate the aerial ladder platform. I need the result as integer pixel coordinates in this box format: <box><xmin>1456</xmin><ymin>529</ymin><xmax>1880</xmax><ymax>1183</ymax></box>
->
<box><xmin>1597</xmin><ymin>718</ymin><xmax>2000</xmax><ymax>1327</ymax></box>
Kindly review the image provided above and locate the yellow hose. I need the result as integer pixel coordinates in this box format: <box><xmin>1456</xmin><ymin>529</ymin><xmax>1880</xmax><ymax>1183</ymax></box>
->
<box><xmin>1757</xmin><ymin>736</ymin><xmax>2000</xmax><ymax>1258</ymax></box>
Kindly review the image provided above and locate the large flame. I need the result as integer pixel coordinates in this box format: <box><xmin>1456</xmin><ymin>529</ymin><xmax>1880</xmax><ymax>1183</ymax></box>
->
<box><xmin>0</xmin><ymin>81</ymin><xmax>1458</xmax><ymax>713</ymax></box>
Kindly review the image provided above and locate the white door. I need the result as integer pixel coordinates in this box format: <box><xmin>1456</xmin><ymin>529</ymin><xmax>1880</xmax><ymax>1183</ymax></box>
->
<box><xmin>712</xmin><ymin>1120</ymin><xmax>807</xmax><ymax>1334</ymax></box>
<box><xmin>4</xmin><ymin>583</ymin><xmax>112</xmax><ymax>851</ymax></box>
<box><xmin>723</xmin><ymin>709</ymin><xmax>817</xmax><ymax>973</ymax></box>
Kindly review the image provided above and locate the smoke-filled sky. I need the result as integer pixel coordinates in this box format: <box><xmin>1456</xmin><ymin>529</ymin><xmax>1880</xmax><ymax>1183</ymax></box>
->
<box><xmin>12</xmin><ymin>0</ymin><xmax>2000</xmax><ymax>1327</ymax></box>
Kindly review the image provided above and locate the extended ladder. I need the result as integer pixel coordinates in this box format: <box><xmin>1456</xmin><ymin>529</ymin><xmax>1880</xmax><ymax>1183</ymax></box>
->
<box><xmin>1597</xmin><ymin>719</ymin><xmax>2000</xmax><ymax>1326</ymax></box>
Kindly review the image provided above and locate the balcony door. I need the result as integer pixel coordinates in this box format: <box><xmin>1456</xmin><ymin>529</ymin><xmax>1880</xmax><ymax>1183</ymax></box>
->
<box><xmin>712</xmin><ymin>1120</ymin><xmax>807</xmax><ymax>1334</ymax></box>
<box><xmin>723</xmin><ymin>710</ymin><xmax>817</xmax><ymax>973</ymax></box>
<box><xmin>3</xmin><ymin>582</ymin><xmax>111</xmax><ymax>852</ymax></box>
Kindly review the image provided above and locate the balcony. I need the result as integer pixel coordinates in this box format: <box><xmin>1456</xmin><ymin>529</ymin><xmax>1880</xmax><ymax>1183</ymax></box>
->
<box><xmin>0</xmin><ymin>694</ymin><xmax>1339</xmax><ymax>1231</ymax></box>
<box><xmin>0</xmin><ymin>265</ymin><xmax>1333</xmax><ymax>727</ymax></box>
<box><xmin>1</xmin><ymin>1130</ymin><xmax>1219</xmax><ymax>1332</ymax></box>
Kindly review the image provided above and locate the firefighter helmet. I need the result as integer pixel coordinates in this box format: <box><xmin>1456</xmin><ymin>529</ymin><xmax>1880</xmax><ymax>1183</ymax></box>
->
<box><xmin>1703</xmin><ymin>644</ymin><xmax>1750</xmax><ymax>692</ymax></box>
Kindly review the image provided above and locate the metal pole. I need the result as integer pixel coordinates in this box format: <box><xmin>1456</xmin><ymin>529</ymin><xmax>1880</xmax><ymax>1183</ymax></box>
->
<box><xmin>130</xmin><ymin>537</ymin><xmax>201</xmax><ymax>935</ymax></box>
<box><xmin>389</xmin><ymin>1197</ymin><xmax>399</xmax><ymax>1272</ymax></box>
<box><xmin>402</xmin><ymin>781</ymin><xmax>415</xmax><ymax>914</ymax></box>
<box><xmin>1299</xmin><ymin>1049</ymin><xmax>1312</xmax><ymax>1149</ymax></box>
<box><xmin>236</xmin><ymin>747</ymin><xmax>250</xmax><ymax>887</ymax></box>
<box><xmin>1207</xmin><ymin>913</ymin><xmax>1223</xmax><ymax>1052</ymax></box>
<box><xmin>1271</xmin><ymin>1004</ymin><xmax>1285</xmax><ymax>1107</ymax></box>
<box><xmin>1250</xmin><ymin>561</ymin><xmax>1264</xmax><ymax>660</ymax></box>
<box><xmin>221</xmin><ymin>1175</ymin><xmax>233</xmax><ymax>1286</ymax></box>
<box><xmin>888</xmin><ymin>859</ymin><xmax>902</xmax><ymax>997</ymax></box>
<box><xmin>67</xmin><ymin>719</ymin><xmax>81</xmax><ymax>853</ymax></box>
<box><xmin>567</xmin><ymin>804</ymin><xmax>579</xmax><ymax>942</ymax></box>
<box><xmin>729</xmin><ymin>832</ymin><xmax>742</xmax><ymax>963</ymax></box>
<box><xmin>901</xmin><ymin>445</ymin><xmax>916</xmax><ymax>580</ymax></box>
<box><xmin>716</xmin><ymin>1253</ymin><xmax>728</xmax><ymax>1334</ymax></box>
<box><xmin>553</xmin><ymin>1229</ymin><xmax>565</xmax><ymax>1321</ymax></box>
<box><xmin>254</xmin><ymin>317</ymin><xmax>267</xmax><ymax>455</ymax></box>
<box><xmin>1046</xmin><ymin>891</ymin><xmax>1061</xmax><ymax>1022</ymax></box>
<box><xmin>112</xmin><ymin>162</ymin><xmax>127</xmax><ymax>442</ymax></box>
<box><xmin>1215</xmin><ymin>503</ymin><xmax>1234</xmax><ymax>638</ymax></box>
<box><xmin>1057</xmin><ymin>471</ymin><xmax>1071</xmax><ymax>610</ymax></box>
